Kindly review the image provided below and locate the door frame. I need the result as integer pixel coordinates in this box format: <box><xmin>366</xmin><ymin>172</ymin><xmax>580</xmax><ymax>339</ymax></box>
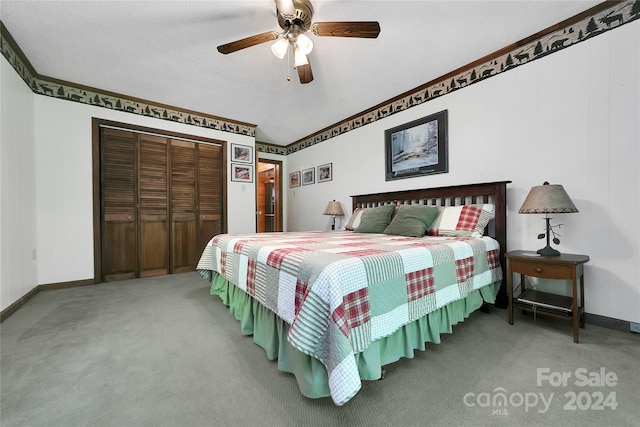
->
<box><xmin>255</xmin><ymin>157</ymin><xmax>283</xmax><ymax>232</ymax></box>
<box><xmin>92</xmin><ymin>118</ymin><xmax>227</xmax><ymax>283</ymax></box>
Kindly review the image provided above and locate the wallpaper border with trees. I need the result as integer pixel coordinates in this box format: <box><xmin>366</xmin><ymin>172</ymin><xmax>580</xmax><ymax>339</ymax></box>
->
<box><xmin>284</xmin><ymin>0</ymin><xmax>639</xmax><ymax>155</ymax></box>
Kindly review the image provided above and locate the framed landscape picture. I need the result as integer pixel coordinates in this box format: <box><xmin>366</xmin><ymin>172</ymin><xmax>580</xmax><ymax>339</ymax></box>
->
<box><xmin>384</xmin><ymin>109</ymin><xmax>448</xmax><ymax>181</ymax></box>
<box><xmin>317</xmin><ymin>163</ymin><xmax>332</xmax><ymax>183</ymax></box>
<box><xmin>230</xmin><ymin>163</ymin><xmax>253</xmax><ymax>183</ymax></box>
<box><xmin>231</xmin><ymin>143</ymin><xmax>253</xmax><ymax>164</ymax></box>
<box><xmin>289</xmin><ymin>171</ymin><xmax>301</xmax><ymax>188</ymax></box>
<box><xmin>302</xmin><ymin>167</ymin><xmax>315</xmax><ymax>185</ymax></box>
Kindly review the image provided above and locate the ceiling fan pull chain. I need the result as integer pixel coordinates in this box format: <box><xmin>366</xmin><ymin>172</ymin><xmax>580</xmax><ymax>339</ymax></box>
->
<box><xmin>286</xmin><ymin>44</ymin><xmax>291</xmax><ymax>81</ymax></box>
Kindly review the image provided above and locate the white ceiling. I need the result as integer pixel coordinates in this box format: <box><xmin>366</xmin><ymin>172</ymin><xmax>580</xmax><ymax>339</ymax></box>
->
<box><xmin>0</xmin><ymin>0</ymin><xmax>601</xmax><ymax>146</ymax></box>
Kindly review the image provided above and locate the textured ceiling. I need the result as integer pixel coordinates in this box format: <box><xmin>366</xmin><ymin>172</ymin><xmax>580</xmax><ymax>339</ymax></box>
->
<box><xmin>0</xmin><ymin>0</ymin><xmax>601</xmax><ymax>145</ymax></box>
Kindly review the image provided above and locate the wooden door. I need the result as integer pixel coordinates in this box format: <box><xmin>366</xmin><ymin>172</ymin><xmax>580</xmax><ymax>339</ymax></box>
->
<box><xmin>94</xmin><ymin>119</ymin><xmax>226</xmax><ymax>282</ymax></box>
<box><xmin>170</xmin><ymin>140</ymin><xmax>197</xmax><ymax>273</ymax></box>
<box><xmin>101</xmin><ymin>128</ymin><xmax>137</xmax><ymax>281</ymax></box>
<box><xmin>256</xmin><ymin>159</ymin><xmax>282</xmax><ymax>232</ymax></box>
<box><xmin>138</xmin><ymin>134</ymin><xmax>169</xmax><ymax>277</ymax></box>
<box><xmin>197</xmin><ymin>144</ymin><xmax>223</xmax><ymax>253</ymax></box>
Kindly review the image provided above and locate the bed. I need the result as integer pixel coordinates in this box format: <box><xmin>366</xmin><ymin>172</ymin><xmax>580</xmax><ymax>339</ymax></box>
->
<box><xmin>197</xmin><ymin>181</ymin><xmax>510</xmax><ymax>405</ymax></box>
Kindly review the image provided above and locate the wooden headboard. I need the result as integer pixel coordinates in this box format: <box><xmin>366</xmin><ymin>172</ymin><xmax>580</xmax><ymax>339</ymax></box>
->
<box><xmin>352</xmin><ymin>181</ymin><xmax>511</xmax><ymax>306</ymax></box>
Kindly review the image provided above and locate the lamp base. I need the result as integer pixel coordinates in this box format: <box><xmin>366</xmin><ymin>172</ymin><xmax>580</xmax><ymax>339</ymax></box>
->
<box><xmin>537</xmin><ymin>246</ymin><xmax>561</xmax><ymax>256</ymax></box>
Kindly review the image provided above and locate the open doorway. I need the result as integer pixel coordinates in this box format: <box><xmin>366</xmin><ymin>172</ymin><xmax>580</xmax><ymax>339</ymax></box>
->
<box><xmin>256</xmin><ymin>159</ymin><xmax>283</xmax><ymax>232</ymax></box>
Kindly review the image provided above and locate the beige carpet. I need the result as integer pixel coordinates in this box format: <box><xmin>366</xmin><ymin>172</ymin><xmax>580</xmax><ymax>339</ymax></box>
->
<box><xmin>1</xmin><ymin>272</ymin><xmax>638</xmax><ymax>426</ymax></box>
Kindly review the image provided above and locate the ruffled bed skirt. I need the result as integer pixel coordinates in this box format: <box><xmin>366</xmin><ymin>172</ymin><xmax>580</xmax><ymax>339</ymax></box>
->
<box><xmin>209</xmin><ymin>272</ymin><xmax>500</xmax><ymax>399</ymax></box>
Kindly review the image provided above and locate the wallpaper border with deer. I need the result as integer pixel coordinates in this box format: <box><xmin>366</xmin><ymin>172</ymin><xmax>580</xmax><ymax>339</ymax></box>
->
<box><xmin>284</xmin><ymin>0</ymin><xmax>639</xmax><ymax>155</ymax></box>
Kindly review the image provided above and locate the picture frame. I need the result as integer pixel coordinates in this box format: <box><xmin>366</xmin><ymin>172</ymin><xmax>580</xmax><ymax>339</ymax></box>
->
<box><xmin>317</xmin><ymin>163</ymin><xmax>332</xmax><ymax>183</ymax></box>
<box><xmin>384</xmin><ymin>109</ymin><xmax>448</xmax><ymax>181</ymax></box>
<box><xmin>231</xmin><ymin>143</ymin><xmax>253</xmax><ymax>164</ymax></box>
<box><xmin>302</xmin><ymin>167</ymin><xmax>315</xmax><ymax>185</ymax></box>
<box><xmin>289</xmin><ymin>171</ymin><xmax>301</xmax><ymax>188</ymax></box>
<box><xmin>230</xmin><ymin>163</ymin><xmax>253</xmax><ymax>183</ymax></box>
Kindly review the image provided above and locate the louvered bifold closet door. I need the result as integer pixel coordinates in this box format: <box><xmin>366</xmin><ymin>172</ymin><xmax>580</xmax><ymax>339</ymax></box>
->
<box><xmin>138</xmin><ymin>134</ymin><xmax>169</xmax><ymax>277</ymax></box>
<box><xmin>101</xmin><ymin>128</ymin><xmax>137</xmax><ymax>281</ymax></box>
<box><xmin>197</xmin><ymin>144</ymin><xmax>223</xmax><ymax>254</ymax></box>
<box><xmin>170</xmin><ymin>140</ymin><xmax>197</xmax><ymax>273</ymax></box>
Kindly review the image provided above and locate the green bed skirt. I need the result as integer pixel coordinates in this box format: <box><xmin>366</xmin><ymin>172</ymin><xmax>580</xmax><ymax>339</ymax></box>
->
<box><xmin>209</xmin><ymin>272</ymin><xmax>499</xmax><ymax>399</ymax></box>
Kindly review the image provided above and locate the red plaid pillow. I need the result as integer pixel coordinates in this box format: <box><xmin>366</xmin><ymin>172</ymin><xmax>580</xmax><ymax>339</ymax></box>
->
<box><xmin>427</xmin><ymin>204</ymin><xmax>494</xmax><ymax>237</ymax></box>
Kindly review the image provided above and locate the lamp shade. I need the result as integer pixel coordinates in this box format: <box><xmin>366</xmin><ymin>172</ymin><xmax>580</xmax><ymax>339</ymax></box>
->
<box><xmin>323</xmin><ymin>200</ymin><xmax>344</xmax><ymax>216</ymax></box>
<box><xmin>295</xmin><ymin>33</ymin><xmax>313</xmax><ymax>55</ymax></box>
<box><xmin>294</xmin><ymin>48</ymin><xmax>308</xmax><ymax>66</ymax></box>
<box><xmin>518</xmin><ymin>182</ymin><xmax>578</xmax><ymax>214</ymax></box>
<box><xmin>271</xmin><ymin>38</ymin><xmax>289</xmax><ymax>59</ymax></box>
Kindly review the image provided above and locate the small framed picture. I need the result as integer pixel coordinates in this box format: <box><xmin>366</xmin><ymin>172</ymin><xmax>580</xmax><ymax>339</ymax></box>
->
<box><xmin>317</xmin><ymin>163</ymin><xmax>332</xmax><ymax>183</ymax></box>
<box><xmin>289</xmin><ymin>171</ymin><xmax>301</xmax><ymax>188</ymax></box>
<box><xmin>302</xmin><ymin>167</ymin><xmax>315</xmax><ymax>185</ymax></box>
<box><xmin>231</xmin><ymin>143</ymin><xmax>253</xmax><ymax>164</ymax></box>
<box><xmin>231</xmin><ymin>163</ymin><xmax>253</xmax><ymax>183</ymax></box>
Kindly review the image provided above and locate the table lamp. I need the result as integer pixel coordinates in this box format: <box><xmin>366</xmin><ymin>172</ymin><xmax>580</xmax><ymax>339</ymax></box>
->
<box><xmin>323</xmin><ymin>200</ymin><xmax>344</xmax><ymax>230</ymax></box>
<box><xmin>518</xmin><ymin>182</ymin><xmax>578</xmax><ymax>256</ymax></box>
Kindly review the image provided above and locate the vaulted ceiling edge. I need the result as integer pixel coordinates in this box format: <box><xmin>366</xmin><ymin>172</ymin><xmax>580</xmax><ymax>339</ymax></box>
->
<box><xmin>2</xmin><ymin>1</ymin><xmax>637</xmax><ymax>155</ymax></box>
<box><xmin>284</xmin><ymin>0</ymin><xmax>638</xmax><ymax>155</ymax></box>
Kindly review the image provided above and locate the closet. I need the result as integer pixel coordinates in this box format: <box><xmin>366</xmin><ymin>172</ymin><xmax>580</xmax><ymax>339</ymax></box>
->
<box><xmin>96</xmin><ymin>123</ymin><xmax>224</xmax><ymax>282</ymax></box>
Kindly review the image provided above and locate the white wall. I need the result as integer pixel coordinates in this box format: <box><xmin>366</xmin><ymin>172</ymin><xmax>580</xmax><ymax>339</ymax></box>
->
<box><xmin>285</xmin><ymin>21</ymin><xmax>640</xmax><ymax>323</ymax></box>
<box><xmin>0</xmin><ymin>58</ymin><xmax>37</xmax><ymax>311</ymax></box>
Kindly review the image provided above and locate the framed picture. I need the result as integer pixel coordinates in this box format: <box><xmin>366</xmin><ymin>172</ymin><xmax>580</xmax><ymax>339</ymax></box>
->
<box><xmin>289</xmin><ymin>171</ymin><xmax>301</xmax><ymax>188</ymax></box>
<box><xmin>302</xmin><ymin>167</ymin><xmax>315</xmax><ymax>185</ymax></box>
<box><xmin>230</xmin><ymin>163</ymin><xmax>253</xmax><ymax>183</ymax></box>
<box><xmin>231</xmin><ymin>143</ymin><xmax>253</xmax><ymax>164</ymax></box>
<box><xmin>317</xmin><ymin>163</ymin><xmax>332</xmax><ymax>183</ymax></box>
<box><xmin>384</xmin><ymin>109</ymin><xmax>448</xmax><ymax>181</ymax></box>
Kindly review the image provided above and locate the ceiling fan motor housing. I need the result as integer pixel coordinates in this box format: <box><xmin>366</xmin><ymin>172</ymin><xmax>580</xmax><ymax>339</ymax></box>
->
<box><xmin>277</xmin><ymin>0</ymin><xmax>314</xmax><ymax>31</ymax></box>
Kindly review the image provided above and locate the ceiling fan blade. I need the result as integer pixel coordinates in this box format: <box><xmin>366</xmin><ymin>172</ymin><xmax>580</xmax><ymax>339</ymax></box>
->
<box><xmin>217</xmin><ymin>31</ymin><xmax>279</xmax><ymax>54</ymax></box>
<box><xmin>311</xmin><ymin>22</ymin><xmax>380</xmax><ymax>38</ymax></box>
<box><xmin>297</xmin><ymin>57</ymin><xmax>314</xmax><ymax>84</ymax></box>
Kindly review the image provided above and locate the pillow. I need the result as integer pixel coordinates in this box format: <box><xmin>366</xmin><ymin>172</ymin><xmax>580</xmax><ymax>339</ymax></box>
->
<box><xmin>383</xmin><ymin>205</ymin><xmax>440</xmax><ymax>237</ymax></box>
<box><xmin>427</xmin><ymin>204</ymin><xmax>495</xmax><ymax>237</ymax></box>
<box><xmin>344</xmin><ymin>207</ymin><xmax>366</xmax><ymax>231</ymax></box>
<box><xmin>354</xmin><ymin>204</ymin><xmax>396</xmax><ymax>233</ymax></box>
<box><xmin>344</xmin><ymin>205</ymin><xmax>400</xmax><ymax>231</ymax></box>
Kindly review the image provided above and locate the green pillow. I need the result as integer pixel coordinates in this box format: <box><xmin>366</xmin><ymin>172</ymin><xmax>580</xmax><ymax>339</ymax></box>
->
<box><xmin>383</xmin><ymin>205</ymin><xmax>440</xmax><ymax>237</ymax></box>
<box><xmin>354</xmin><ymin>204</ymin><xmax>396</xmax><ymax>233</ymax></box>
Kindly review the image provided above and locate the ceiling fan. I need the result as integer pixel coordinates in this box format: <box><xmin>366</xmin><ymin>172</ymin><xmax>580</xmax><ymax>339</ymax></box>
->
<box><xmin>217</xmin><ymin>0</ymin><xmax>381</xmax><ymax>84</ymax></box>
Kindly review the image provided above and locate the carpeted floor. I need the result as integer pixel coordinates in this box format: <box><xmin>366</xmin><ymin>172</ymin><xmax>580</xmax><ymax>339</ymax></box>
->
<box><xmin>1</xmin><ymin>272</ymin><xmax>638</xmax><ymax>427</ymax></box>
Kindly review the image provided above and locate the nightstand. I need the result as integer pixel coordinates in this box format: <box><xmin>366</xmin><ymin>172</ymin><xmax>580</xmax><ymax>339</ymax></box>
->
<box><xmin>506</xmin><ymin>250</ymin><xmax>589</xmax><ymax>343</ymax></box>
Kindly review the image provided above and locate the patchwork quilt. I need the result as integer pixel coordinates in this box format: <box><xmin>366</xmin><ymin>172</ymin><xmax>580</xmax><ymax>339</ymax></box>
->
<box><xmin>197</xmin><ymin>231</ymin><xmax>502</xmax><ymax>405</ymax></box>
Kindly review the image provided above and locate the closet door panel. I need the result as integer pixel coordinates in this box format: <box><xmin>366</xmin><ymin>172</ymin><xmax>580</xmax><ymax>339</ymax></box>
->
<box><xmin>101</xmin><ymin>128</ymin><xmax>137</xmax><ymax>281</ymax></box>
<box><xmin>97</xmin><ymin>120</ymin><xmax>225</xmax><ymax>282</ymax></box>
<box><xmin>139</xmin><ymin>135</ymin><xmax>169</xmax><ymax>277</ymax></box>
<box><xmin>197</xmin><ymin>144</ymin><xmax>223</xmax><ymax>252</ymax></box>
<box><xmin>170</xmin><ymin>140</ymin><xmax>197</xmax><ymax>273</ymax></box>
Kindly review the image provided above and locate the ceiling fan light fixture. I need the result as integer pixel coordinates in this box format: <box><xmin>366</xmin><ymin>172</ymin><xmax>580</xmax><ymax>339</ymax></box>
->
<box><xmin>294</xmin><ymin>48</ymin><xmax>309</xmax><ymax>67</ymax></box>
<box><xmin>275</xmin><ymin>0</ymin><xmax>296</xmax><ymax>17</ymax></box>
<box><xmin>296</xmin><ymin>33</ymin><xmax>313</xmax><ymax>55</ymax></box>
<box><xmin>271</xmin><ymin>37</ymin><xmax>289</xmax><ymax>59</ymax></box>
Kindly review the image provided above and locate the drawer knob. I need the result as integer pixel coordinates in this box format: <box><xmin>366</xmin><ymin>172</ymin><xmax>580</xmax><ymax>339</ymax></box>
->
<box><xmin>535</xmin><ymin>267</ymin><xmax>543</xmax><ymax>273</ymax></box>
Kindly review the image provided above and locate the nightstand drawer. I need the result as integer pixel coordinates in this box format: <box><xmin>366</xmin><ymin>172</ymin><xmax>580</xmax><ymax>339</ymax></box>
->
<box><xmin>510</xmin><ymin>260</ymin><xmax>573</xmax><ymax>279</ymax></box>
